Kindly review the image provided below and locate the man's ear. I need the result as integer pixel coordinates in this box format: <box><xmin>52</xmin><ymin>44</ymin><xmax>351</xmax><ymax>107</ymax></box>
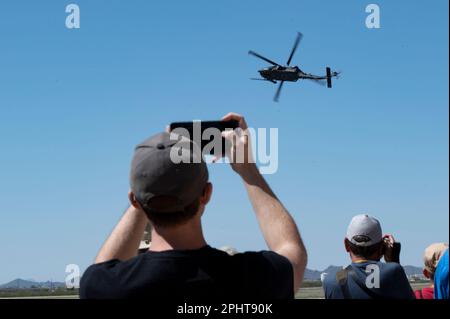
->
<box><xmin>200</xmin><ymin>182</ymin><xmax>213</xmax><ymax>206</ymax></box>
<box><xmin>128</xmin><ymin>191</ymin><xmax>141</xmax><ymax>209</ymax></box>
<box><xmin>344</xmin><ymin>238</ymin><xmax>351</xmax><ymax>252</ymax></box>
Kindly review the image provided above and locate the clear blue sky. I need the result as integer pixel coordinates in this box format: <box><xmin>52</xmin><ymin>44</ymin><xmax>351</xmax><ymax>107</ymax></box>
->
<box><xmin>0</xmin><ymin>0</ymin><xmax>448</xmax><ymax>283</ymax></box>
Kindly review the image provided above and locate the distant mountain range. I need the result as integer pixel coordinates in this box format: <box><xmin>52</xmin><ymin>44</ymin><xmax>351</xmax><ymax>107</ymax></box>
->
<box><xmin>0</xmin><ymin>265</ymin><xmax>424</xmax><ymax>289</ymax></box>
<box><xmin>403</xmin><ymin>265</ymin><xmax>425</xmax><ymax>277</ymax></box>
<box><xmin>0</xmin><ymin>279</ymin><xmax>65</xmax><ymax>289</ymax></box>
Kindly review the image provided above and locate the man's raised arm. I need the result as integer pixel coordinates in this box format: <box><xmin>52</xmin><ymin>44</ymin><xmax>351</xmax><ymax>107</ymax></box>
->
<box><xmin>222</xmin><ymin>113</ymin><xmax>307</xmax><ymax>294</ymax></box>
<box><xmin>95</xmin><ymin>201</ymin><xmax>148</xmax><ymax>264</ymax></box>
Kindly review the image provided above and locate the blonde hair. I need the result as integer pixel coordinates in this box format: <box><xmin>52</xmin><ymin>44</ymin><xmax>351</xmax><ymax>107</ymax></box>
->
<box><xmin>423</xmin><ymin>243</ymin><xmax>449</xmax><ymax>280</ymax></box>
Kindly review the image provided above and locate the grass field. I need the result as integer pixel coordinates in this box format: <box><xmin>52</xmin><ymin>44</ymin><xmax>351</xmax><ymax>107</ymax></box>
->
<box><xmin>0</xmin><ymin>288</ymin><xmax>79</xmax><ymax>299</ymax></box>
<box><xmin>1</xmin><ymin>295</ymin><xmax>79</xmax><ymax>299</ymax></box>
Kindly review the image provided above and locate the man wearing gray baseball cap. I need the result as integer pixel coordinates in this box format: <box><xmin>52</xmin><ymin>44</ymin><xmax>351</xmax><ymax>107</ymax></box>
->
<box><xmin>322</xmin><ymin>214</ymin><xmax>415</xmax><ymax>299</ymax></box>
<box><xmin>80</xmin><ymin>113</ymin><xmax>307</xmax><ymax>299</ymax></box>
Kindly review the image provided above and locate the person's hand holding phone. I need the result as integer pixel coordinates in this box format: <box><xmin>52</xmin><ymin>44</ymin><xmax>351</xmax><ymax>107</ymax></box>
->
<box><xmin>220</xmin><ymin>112</ymin><xmax>256</xmax><ymax>177</ymax></box>
<box><xmin>383</xmin><ymin>234</ymin><xmax>401</xmax><ymax>263</ymax></box>
<box><xmin>167</xmin><ymin>113</ymin><xmax>256</xmax><ymax>177</ymax></box>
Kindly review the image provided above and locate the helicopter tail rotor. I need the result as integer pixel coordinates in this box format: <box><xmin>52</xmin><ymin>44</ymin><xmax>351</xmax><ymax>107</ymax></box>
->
<box><xmin>325</xmin><ymin>67</ymin><xmax>341</xmax><ymax>88</ymax></box>
<box><xmin>326</xmin><ymin>67</ymin><xmax>332</xmax><ymax>88</ymax></box>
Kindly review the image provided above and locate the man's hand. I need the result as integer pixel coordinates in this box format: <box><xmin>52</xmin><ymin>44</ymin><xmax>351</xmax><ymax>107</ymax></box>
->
<box><xmin>220</xmin><ymin>113</ymin><xmax>256</xmax><ymax>177</ymax></box>
<box><xmin>383</xmin><ymin>234</ymin><xmax>401</xmax><ymax>263</ymax></box>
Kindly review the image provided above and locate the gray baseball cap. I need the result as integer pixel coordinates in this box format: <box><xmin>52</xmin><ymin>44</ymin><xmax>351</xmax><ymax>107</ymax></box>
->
<box><xmin>346</xmin><ymin>214</ymin><xmax>383</xmax><ymax>247</ymax></box>
<box><xmin>130</xmin><ymin>132</ymin><xmax>208</xmax><ymax>213</ymax></box>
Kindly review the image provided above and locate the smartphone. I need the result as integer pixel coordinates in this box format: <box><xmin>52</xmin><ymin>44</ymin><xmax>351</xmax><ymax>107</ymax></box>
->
<box><xmin>382</xmin><ymin>238</ymin><xmax>402</xmax><ymax>263</ymax></box>
<box><xmin>169</xmin><ymin>120</ymin><xmax>239</xmax><ymax>156</ymax></box>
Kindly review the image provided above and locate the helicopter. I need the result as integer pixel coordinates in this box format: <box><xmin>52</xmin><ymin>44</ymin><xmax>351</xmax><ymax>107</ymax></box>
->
<box><xmin>249</xmin><ymin>32</ymin><xmax>340</xmax><ymax>102</ymax></box>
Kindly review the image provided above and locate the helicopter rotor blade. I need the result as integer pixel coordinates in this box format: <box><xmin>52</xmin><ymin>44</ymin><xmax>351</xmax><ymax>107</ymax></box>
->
<box><xmin>274</xmin><ymin>81</ymin><xmax>285</xmax><ymax>102</ymax></box>
<box><xmin>248</xmin><ymin>51</ymin><xmax>280</xmax><ymax>66</ymax></box>
<box><xmin>286</xmin><ymin>32</ymin><xmax>303</xmax><ymax>66</ymax></box>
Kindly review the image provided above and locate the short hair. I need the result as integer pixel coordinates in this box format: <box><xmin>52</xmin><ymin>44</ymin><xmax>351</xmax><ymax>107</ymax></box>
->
<box><xmin>142</xmin><ymin>196</ymin><xmax>201</xmax><ymax>228</ymax></box>
<box><xmin>347</xmin><ymin>239</ymin><xmax>383</xmax><ymax>260</ymax></box>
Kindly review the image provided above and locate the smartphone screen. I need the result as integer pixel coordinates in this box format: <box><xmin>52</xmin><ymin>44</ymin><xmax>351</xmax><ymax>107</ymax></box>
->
<box><xmin>169</xmin><ymin>120</ymin><xmax>239</xmax><ymax>156</ymax></box>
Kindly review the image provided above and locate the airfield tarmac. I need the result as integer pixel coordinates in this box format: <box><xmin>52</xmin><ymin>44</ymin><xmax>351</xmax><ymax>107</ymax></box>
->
<box><xmin>1</xmin><ymin>283</ymin><xmax>430</xmax><ymax>299</ymax></box>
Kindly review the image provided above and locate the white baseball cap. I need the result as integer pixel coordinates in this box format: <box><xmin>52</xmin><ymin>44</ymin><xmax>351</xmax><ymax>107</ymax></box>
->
<box><xmin>346</xmin><ymin>214</ymin><xmax>383</xmax><ymax>247</ymax></box>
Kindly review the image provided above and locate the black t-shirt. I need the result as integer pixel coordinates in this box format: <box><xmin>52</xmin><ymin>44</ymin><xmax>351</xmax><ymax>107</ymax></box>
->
<box><xmin>80</xmin><ymin>245</ymin><xmax>293</xmax><ymax>299</ymax></box>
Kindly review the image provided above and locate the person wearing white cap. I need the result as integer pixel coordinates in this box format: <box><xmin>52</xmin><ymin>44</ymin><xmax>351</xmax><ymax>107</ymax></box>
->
<box><xmin>322</xmin><ymin>214</ymin><xmax>415</xmax><ymax>299</ymax></box>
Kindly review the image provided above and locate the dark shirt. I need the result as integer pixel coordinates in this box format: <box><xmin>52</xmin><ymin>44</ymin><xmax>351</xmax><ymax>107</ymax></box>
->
<box><xmin>80</xmin><ymin>245</ymin><xmax>293</xmax><ymax>299</ymax></box>
<box><xmin>322</xmin><ymin>261</ymin><xmax>415</xmax><ymax>299</ymax></box>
